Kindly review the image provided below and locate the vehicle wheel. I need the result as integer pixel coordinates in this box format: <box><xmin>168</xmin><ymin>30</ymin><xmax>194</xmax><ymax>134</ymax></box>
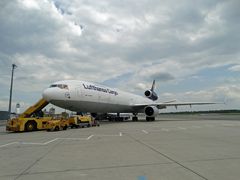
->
<box><xmin>146</xmin><ymin>117</ymin><xmax>155</xmax><ymax>121</ymax></box>
<box><xmin>25</xmin><ymin>121</ymin><xmax>36</xmax><ymax>132</ymax></box>
<box><xmin>146</xmin><ymin>117</ymin><xmax>151</xmax><ymax>121</ymax></box>
<box><xmin>54</xmin><ymin>126</ymin><xmax>60</xmax><ymax>131</ymax></box>
<box><xmin>132</xmin><ymin>116</ymin><xmax>138</xmax><ymax>121</ymax></box>
<box><xmin>63</xmin><ymin>125</ymin><xmax>68</xmax><ymax>130</ymax></box>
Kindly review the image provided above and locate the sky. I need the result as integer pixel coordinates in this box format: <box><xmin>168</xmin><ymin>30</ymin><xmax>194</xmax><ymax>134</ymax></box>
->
<box><xmin>0</xmin><ymin>0</ymin><xmax>240</xmax><ymax>113</ymax></box>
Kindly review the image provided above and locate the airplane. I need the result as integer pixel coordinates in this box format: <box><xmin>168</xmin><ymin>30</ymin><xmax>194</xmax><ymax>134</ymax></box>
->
<box><xmin>42</xmin><ymin>80</ymin><xmax>217</xmax><ymax>121</ymax></box>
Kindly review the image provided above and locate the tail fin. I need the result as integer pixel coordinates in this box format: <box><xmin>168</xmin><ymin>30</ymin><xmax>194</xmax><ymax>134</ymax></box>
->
<box><xmin>150</xmin><ymin>80</ymin><xmax>155</xmax><ymax>91</ymax></box>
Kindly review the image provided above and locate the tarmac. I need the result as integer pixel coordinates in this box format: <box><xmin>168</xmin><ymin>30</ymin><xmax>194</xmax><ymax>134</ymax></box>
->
<box><xmin>0</xmin><ymin>114</ymin><xmax>240</xmax><ymax>180</ymax></box>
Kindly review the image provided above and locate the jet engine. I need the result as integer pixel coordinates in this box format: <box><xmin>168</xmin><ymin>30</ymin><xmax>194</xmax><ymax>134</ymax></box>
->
<box><xmin>144</xmin><ymin>106</ymin><xmax>159</xmax><ymax>117</ymax></box>
<box><xmin>144</xmin><ymin>90</ymin><xmax>158</xmax><ymax>101</ymax></box>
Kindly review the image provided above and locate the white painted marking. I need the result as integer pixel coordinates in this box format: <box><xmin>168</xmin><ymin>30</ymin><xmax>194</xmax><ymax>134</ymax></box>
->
<box><xmin>20</xmin><ymin>142</ymin><xmax>44</xmax><ymax>145</ymax></box>
<box><xmin>20</xmin><ymin>138</ymin><xmax>59</xmax><ymax>145</ymax></box>
<box><xmin>44</xmin><ymin>138</ymin><xmax>59</xmax><ymax>145</ymax></box>
<box><xmin>95</xmin><ymin>133</ymin><xmax>122</xmax><ymax>137</ymax></box>
<box><xmin>59</xmin><ymin>138</ymin><xmax>85</xmax><ymax>141</ymax></box>
<box><xmin>142</xmin><ymin>130</ymin><xmax>149</xmax><ymax>134</ymax></box>
<box><xmin>0</xmin><ymin>133</ymin><xmax>123</xmax><ymax>149</ymax></box>
<box><xmin>87</xmin><ymin>135</ymin><xmax>94</xmax><ymax>140</ymax></box>
<box><xmin>0</xmin><ymin>142</ymin><xmax>18</xmax><ymax>148</ymax></box>
<box><xmin>0</xmin><ymin>136</ymin><xmax>92</xmax><ymax>148</ymax></box>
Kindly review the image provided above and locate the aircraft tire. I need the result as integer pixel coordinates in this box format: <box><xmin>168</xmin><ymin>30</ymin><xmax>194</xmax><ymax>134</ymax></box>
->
<box><xmin>132</xmin><ymin>117</ymin><xmax>138</xmax><ymax>121</ymax></box>
<box><xmin>146</xmin><ymin>117</ymin><xmax>155</xmax><ymax>122</ymax></box>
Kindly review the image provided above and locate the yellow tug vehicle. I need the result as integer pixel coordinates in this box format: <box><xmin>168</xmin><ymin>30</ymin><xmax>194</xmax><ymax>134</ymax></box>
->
<box><xmin>69</xmin><ymin>115</ymin><xmax>92</xmax><ymax>128</ymax></box>
<box><xmin>6</xmin><ymin>98</ymin><xmax>99</xmax><ymax>132</ymax></box>
<box><xmin>6</xmin><ymin>98</ymin><xmax>51</xmax><ymax>132</ymax></box>
<box><xmin>46</xmin><ymin>118</ymin><xmax>69</xmax><ymax>131</ymax></box>
<box><xmin>69</xmin><ymin>115</ymin><xmax>100</xmax><ymax>128</ymax></box>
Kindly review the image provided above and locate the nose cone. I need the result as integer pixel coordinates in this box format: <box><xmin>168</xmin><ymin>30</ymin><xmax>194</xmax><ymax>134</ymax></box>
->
<box><xmin>42</xmin><ymin>88</ymin><xmax>54</xmax><ymax>102</ymax></box>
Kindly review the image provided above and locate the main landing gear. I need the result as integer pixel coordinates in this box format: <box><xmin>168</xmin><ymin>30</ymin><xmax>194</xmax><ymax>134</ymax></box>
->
<box><xmin>146</xmin><ymin>116</ymin><xmax>155</xmax><ymax>121</ymax></box>
<box><xmin>132</xmin><ymin>113</ymin><xmax>155</xmax><ymax>122</ymax></box>
<box><xmin>132</xmin><ymin>113</ymin><xmax>138</xmax><ymax>121</ymax></box>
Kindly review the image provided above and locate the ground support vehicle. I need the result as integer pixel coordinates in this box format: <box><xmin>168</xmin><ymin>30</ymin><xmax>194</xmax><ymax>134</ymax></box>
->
<box><xmin>95</xmin><ymin>113</ymin><xmax>130</xmax><ymax>121</ymax></box>
<box><xmin>69</xmin><ymin>115</ymin><xmax>91</xmax><ymax>128</ymax></box>
<box><xmin>6</xmin><ymin>98</ymin><xmax>97</xmax><ymax>132</ymax></box>
<box><xmin>46</xmin><ymin>119</ymin><xmax>69</xmax><ymax>131</ymax></box>
<box><xmin>6</xmin><ymin>98</ymin><xmax>52</xmax><ymax>132</ymax></box>
<box><xmin>6</xmin><ymin>116</ymin><xmax>52</xmax><ymax>132</ymax></box>
<box><xmin>90</xmin><ymin>119</ymin><xmax>100</xmax><ymax>127</ymax></box>
<box><xmin>69</xmin><ymin>115</ymin><xmax>100</xmax><ymax>128</ymax></box>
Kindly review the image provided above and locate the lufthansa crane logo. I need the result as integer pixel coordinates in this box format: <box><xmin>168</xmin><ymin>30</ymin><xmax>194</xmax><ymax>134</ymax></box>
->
<box><xmin>65</xmin><ymin>92</ymin><xmax>71</xmax><ymax>99</ymax></box>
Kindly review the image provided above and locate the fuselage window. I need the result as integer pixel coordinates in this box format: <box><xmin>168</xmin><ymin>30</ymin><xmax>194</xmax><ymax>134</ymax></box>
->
<box><xmin>58</xmin><ymin>84</ymin><xmax>64</xmax><ymax>89</ymax></box>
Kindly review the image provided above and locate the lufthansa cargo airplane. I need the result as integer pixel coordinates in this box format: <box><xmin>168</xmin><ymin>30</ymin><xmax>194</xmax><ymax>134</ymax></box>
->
<box><xmin>43</xmin><ymin>80</ymin><xmax>216</xmax><ymax>121</ymax></box>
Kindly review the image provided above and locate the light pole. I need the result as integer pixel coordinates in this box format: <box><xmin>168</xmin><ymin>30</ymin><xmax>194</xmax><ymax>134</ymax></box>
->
<box><xmin>8</xmin><ymin>64</ymin><xmax>17</xmax><ymax>119</ymax></box>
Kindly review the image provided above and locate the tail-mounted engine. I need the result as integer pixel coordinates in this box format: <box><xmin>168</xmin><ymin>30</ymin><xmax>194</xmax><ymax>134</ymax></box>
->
<box><xmin>144</xmin><ymin>80</ymin><xmax>158</xmax><ymax>101</ymax></box>
<box><xmin>144</xmin><ymin>90</ymin><xmax>158</xmax><ymax>101</ymax></box>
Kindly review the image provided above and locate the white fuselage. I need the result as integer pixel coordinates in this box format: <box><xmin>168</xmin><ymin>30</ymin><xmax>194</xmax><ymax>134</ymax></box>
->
<box><xmin>43</xmin><ymin>80</ymin><xmax>152</xmax><ymax>113</ymax></box>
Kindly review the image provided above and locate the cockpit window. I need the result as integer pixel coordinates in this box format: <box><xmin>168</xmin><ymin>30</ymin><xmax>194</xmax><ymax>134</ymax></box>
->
<box><xmin>49</xmin><ymin>84</ymin><xmax>69</xmax><ymax>89</ymax></box>
<box><xmin>50</xmin><ymin>84</ymin><xmax>57</xmax><ymax>88</ymax></box>
<box><xmin>63</xmin><ymin>84</ymin><xmax>68</xmax><ymax>89</ymax></box>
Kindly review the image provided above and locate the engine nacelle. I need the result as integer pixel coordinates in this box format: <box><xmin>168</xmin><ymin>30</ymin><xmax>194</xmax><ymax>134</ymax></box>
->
<box><xmin>144</xmin><ymin>106</ymin><xmax>159</xmax><ymax>117</ymax></box>
<box><xmin>144</xmin><ymin>90</ymin><xmax>158</xmax><ymax>101</ymax></box>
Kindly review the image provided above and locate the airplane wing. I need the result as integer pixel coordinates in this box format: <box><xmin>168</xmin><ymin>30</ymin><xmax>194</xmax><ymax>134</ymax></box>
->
<box><xmin>133</xmin><ymin>102</ymin><xmax>220</xmax><ymax>110</ymax></box>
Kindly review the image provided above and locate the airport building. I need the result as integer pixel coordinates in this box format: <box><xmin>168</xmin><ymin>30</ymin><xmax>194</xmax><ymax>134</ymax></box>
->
<box><xmin>0</xmin><ymin>111</ymin><xmax>8</xmax><ymax>120</ymax></box>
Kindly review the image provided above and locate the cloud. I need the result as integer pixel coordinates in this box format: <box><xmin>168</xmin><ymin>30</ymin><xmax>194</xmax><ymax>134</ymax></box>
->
<box><xmin>20</xmin><ymin>0</ymin><xmax>41</xmax><ymax>9</ymax></box>
<box><xmin>0</xmin><ymin>0</ymin><xmax>240</xmax><ymax>111</ymax></box>
<box><xmin>151</xmin><ymin>72</ymin><xmax>175</xmax><ymax>82</ymax></box>
<box><xmin>228</xmin><ymin>64</ymin><xmax>240</xmax><ymax>72</ymax></box>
